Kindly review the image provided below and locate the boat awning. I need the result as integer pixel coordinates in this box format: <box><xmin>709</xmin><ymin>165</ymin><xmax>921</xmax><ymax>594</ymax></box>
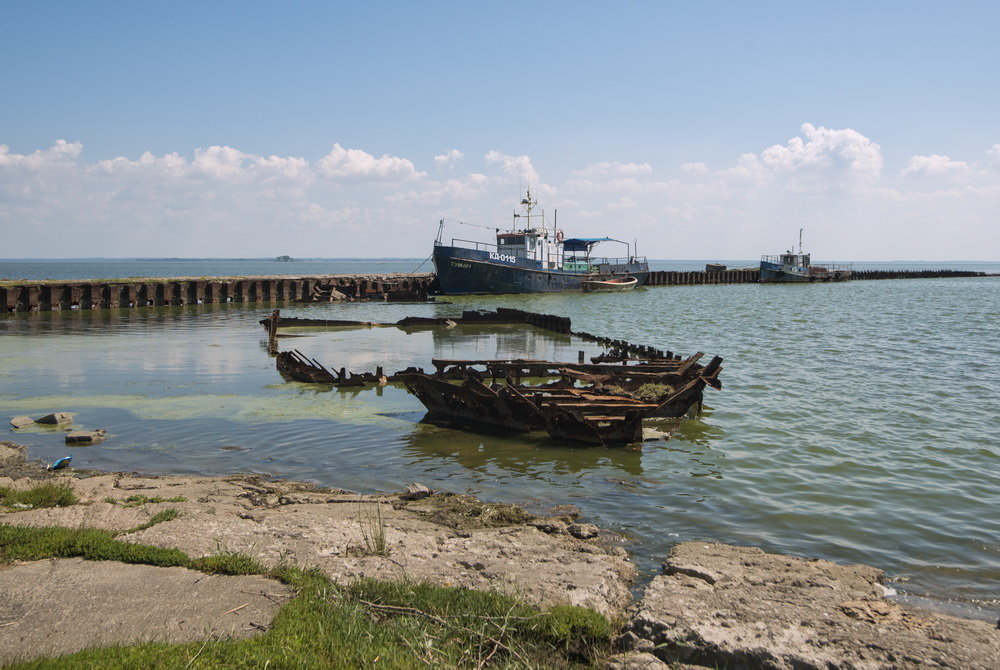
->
<box><xmin>562</xmin><ymin>237</ymin><xmax>614</xmax><ymax>252</ymax></box>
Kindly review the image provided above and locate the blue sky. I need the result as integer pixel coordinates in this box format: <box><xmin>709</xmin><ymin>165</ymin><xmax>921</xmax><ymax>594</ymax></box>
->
<box><xmin>2</xmin><ymin>1</ymin><xmax>999</xmax><ymax>259</ymax></box>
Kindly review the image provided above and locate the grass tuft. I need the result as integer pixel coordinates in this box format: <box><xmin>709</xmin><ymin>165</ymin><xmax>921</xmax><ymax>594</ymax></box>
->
<box><xmin>0</xmin><ymin>482</ymin><xmax>78</xmax><ymax>510</ymax></box>
<box><xmin>125</xmin><ymin>508</ymin><xmax>182</xmax><ymax>534</ymax></box>
<box><xmin>190</xmin><ymin>551</ymin><xmax>266</xmax><ymax>576</ymax></box>
<box><xmin>534</xmin><ymin>604</ymin><xmax>614</xmax><ymax>658</ymax></box>
<box><xmin>357</xmin><ymin>499</ymin><xmax>388</xmax><ymax>556</ymax></box>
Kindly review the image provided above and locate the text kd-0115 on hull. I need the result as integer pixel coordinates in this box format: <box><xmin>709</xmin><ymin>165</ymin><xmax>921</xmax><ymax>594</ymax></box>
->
<box><xmin>432</xmin><ymin>192</ymin><xmax>650</xmax><ymax>294</ymax></box>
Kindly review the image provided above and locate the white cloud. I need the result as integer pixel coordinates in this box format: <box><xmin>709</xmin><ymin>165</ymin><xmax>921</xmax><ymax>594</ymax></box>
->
<box><xmin>0</xmin><ymin>139</ymin><xmax>83</xmax><ymax>169</ymax></box>
<box><xmin>193</xmin><ymin>146</ymin><xmax>252</xmax><ymax>181</ymax></box>
<box><xmin>901</xmin><ymin>154</ymin><xmax>969</xmax><ymax>177</ymax></box>
<box><xmin>681</xmin><ymin>162</ymin><xmax>709</xmax><ymax>174</ymax></box>
<box><xmin>433</xmin><ymin>149</ymin><xmax>464</xmax><ymax>167</ymax></box>
<box><xmin>758</xmin><ymin>123</ymin><xmax>882</xmax><ymax>177</ymax></box>
<box><xmin>316</xmin><ymin>143</ymin><xmax>422</xmax><ymax>180</ymax></box>
<box><xmin>1</xmin><ymin>131</ymin><xmax>998</xmax><ymax>260</ymax></box>
<box><xmin>983</xmin><ymin>144</ymin><xmax>1000</xmax><ymax>168</ymax></box>
<box><xmin>484</xmin><ymin>150</ymin><xmax>540</xmax><ymax>186</ymax></box>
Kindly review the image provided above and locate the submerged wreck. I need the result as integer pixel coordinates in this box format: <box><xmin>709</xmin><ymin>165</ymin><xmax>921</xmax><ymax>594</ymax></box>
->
<box><xmin>400</xmin><ymin>354</ymin><xmax>721</xmax><ymax>446</ymax></box>
<box><xmin>262</xmin><ymin>308</ymin><xmax>722</xmax><ymax>446</ymax></box>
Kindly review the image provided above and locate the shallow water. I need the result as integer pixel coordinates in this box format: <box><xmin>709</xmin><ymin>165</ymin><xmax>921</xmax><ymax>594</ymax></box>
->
<box><xmin>1</xmin><ymin>276</ymin><xmax>998</xmax><ymax>621</ymax></box>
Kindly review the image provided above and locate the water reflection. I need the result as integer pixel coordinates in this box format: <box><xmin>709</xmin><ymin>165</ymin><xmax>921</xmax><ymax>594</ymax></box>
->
<box><xmin>399</xmin><ymin>418</ymin><xmax>646</xmax><ymax>477</ymax></box>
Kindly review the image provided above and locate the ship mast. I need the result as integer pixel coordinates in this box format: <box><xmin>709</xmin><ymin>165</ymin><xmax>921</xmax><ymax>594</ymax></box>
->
<box><xmin>513</xmin><ymin>189</ymin><xmax>539</xmax><ymax>230</ymax></box>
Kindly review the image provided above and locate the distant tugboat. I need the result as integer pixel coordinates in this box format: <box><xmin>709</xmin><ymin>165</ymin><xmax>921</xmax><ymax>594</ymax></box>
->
<box><xmin>433</xmin><ymin>191</ymin><xmax>650</xmax><ymax>294</ymax></box>
<box><xmin>760</xmin><ymin>230</ymin><xmax>852</xmax><ymax>283</ymax></box>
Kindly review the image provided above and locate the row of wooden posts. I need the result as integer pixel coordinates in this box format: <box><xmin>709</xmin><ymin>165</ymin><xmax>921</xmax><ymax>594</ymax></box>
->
<box><xmin>1</xmin><ymin>268</ymin><xmax>991</xmax><ymax>312</ymax></box>
<box><xmin>0</xmin><ymin>275</ymin><xmax>436</xmax><ymax>313</ymax></box>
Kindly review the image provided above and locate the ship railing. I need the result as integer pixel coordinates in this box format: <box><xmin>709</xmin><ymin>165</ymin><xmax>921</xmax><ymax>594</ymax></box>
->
<box><xmin>585</xmin><ymin>255</ymin><xmax>647</xmax><ymax>266</ymax></box>
<box><xmin>449</xmin><ymin>237</ymin><xmax>498</xmax><ymax>252</ymax></box>
<box><xmin>810</xmin><ymin>262</ymin><xmax>853</xmax><ymax>273</ymax></box>
<box><xmin>761</xmin><ymin>255</ymin><xmax>782</xmax><ymax>264</ymax></box>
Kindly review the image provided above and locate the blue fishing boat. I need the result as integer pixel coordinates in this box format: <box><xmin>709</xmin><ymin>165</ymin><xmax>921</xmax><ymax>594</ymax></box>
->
<box><xmin>760</xmin><ymin>230</ymin><xmax>852</xmax><ymax>283</ymax></box>
<box><xmin>432</xmin><ymin>191</ymin><xmax>650</xmax><ymax>294</ymax></box>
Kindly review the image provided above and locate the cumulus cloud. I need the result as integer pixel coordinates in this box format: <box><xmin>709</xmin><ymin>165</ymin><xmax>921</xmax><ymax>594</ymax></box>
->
<box><xmin>433</xmin><ymin>149</ymin><xmax>464</xmax><ymax>167</ymax></box>
<box><xmin>983</xmin><ymin>144</ymin><xmax>1000</xmax><ymax>168</ymax></box>
<box><xmin>484</xmin><ymin>150</ymin><xmax>540</xmax><ymax>186</ymax></box>
<box><xmin>759</xmin><ymin>123</ymin><xmax>882</xmax><ymax>177</ymax></box>
<box><xmin>1</xmin><ymin>130</ymin><xmax>997</xmax><ymax>260</ymax></box>
<box><xmin>0</xmin><ymin>139</ymin><xmax>83</xmax><ymax>169</ymax></box>
<box><xmin>193</xmin><ymin>146</ymin><xmax>253</xmax><ymax>180</ymax></box>
<box><xmin>316</xmin><ymin>143</ymin><xmax>422</xmax><ymax>180</ymax></box>
<box><xmin>901</xmin><ymin>154</ymin><xmax>969</xmax><ymax>177</ymax></box>
<box><xmin>681</xmin><ymin>162</ymin><xmax>710</xmax><ymax>174</ymax></box>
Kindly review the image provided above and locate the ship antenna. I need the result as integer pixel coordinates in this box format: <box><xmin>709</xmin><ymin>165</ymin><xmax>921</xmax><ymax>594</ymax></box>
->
<box><xmin>799</xmin><ymin>228</ymin><xmax>803</xmax><ymax>254</ymax></box>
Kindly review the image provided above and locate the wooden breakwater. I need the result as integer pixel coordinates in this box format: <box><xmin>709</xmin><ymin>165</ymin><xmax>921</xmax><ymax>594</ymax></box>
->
<box><xmin>2</xmin><ymin>268</ymin><xmax>992</xmax><ymax>313</ymax></box>
<box><xmin>646</xmin><ymin>269</ymin><xmax>759</xmax><ymax>285</ymax></box>
<box><xmin>645</xmin><ymin>268</ymin><xmax>990</xmax><ymax>286</ymax></box>
<box><xmin>0</xmin><ymin>274</ymin><xmax>436</xmax><ymax>313</ymax></box>
<box><xmin>849</xmin><ymin>269</ymin><xmax>991</xmax><ymax>280</ymax></box>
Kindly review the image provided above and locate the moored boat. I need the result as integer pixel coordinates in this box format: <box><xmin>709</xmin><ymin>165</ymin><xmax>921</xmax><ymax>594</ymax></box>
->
<box><xmin>433</xmin><ymin>191</ymin><xmax>650</xmax><ymax>294</ymax></box>
<box><xmin>582</xmin><ymin>276</ymin><xmax>638</xmax><ymax>292</ymax></box>
<box><xmin>760</xmin><ymin>230</ymin><xmax>852</xmax><ymax>283</ymax></box>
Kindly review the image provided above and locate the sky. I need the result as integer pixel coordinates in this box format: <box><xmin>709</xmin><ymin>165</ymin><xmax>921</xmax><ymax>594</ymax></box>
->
<box><xmin>1</xmin><ymin>1</ymin><xmax>998</xmax><ymax>261</ymax></box>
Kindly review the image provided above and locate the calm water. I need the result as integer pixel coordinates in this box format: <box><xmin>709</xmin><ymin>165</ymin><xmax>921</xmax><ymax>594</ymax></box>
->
<box><xmin>1</xmin><ymin>268</ymin><xmax>998</xmax><ymax>622</ymax></box>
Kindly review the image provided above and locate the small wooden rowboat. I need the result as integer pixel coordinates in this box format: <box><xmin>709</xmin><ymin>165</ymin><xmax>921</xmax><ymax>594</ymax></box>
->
<box><xmin>582</xmin><ymin>276</ymin><xmax>638</xmax><ymax>292</ymax></box>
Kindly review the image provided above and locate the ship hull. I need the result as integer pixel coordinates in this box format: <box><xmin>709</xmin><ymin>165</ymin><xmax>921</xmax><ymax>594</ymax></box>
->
<box><xmin>759</xmin><ymin>261</ymin><xmax>813</xmax><ymax>283</ymax></box>
<box><xmin>434</xmin><ymin>245</ymin><xmax>649</xmax><ymax>294</ymax></box>
<box><xmin>760</xmin><ymin>260</ymin><xmax>852</xmax><ymax>283</ymax></box>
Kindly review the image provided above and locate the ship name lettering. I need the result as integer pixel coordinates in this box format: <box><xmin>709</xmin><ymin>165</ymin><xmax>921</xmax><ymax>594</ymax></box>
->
<box><xmin>489</xmin><ymin>252</ymin><xmax>517</xmax><ymax>264</ymax></box>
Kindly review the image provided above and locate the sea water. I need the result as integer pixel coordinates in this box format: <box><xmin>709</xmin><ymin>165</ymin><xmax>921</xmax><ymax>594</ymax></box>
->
<box><xmin>1</xmin><ymin>262</ymin><xmax>997</xmax><ymax>621</ymax></box>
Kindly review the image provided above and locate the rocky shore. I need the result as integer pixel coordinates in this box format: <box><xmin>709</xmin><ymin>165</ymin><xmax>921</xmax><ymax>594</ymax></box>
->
<box><xmin>1</xmin><ymin>440</ymin><xmax>997</xmax><ymax>668</ymax></box>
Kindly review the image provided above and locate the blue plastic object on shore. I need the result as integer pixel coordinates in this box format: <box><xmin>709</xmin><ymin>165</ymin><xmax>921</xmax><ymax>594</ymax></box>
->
<box><xmin>47</xmin><ymin>456</ymin><xmax>72</xmax><ymax>470</ymax></box>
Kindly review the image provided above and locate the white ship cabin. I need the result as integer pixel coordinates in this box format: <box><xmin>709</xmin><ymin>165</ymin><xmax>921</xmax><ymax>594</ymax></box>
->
<box><xmin>492</xmin><ymin>191</ymin><xmax>565</xmax><ymax>269</ymax></box>
<box><xmin>496</xmin><ymin>228</ymin><xmax>564</xmax><ymax>269</ymax></box>
<box><xmin>780</xmin><ymin>252</ymin><xmax>810</xmax><ymax>268</ymax></box>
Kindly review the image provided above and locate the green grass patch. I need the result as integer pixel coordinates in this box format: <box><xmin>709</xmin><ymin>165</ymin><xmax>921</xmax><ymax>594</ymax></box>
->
<box><xmin>0</xmin><ymin>522</ymin><xmax>613</xmax><ymax>668</ymax></box>
<box><xmin>190</xmin><ymin>551</ymin><xmax>266</xmax><ymax>576</ymax></box>
<box><xmin>125</xmin><ymin>508</ymin><xmax>182</xmax><ymax>533</ymax></box>
<box><xmin>5</xmin><ymin>573</ymin><xmax>612</xmax><ymax>669</ymax></box>
<box><xmin>0</xmin><ymin>524</ymin><xmax>189</xmax><ymax>567</ymax></box>
<box><xmin>0</xmin><ymin>482</ymin><xmax>78</xmax><ymax>510</ymax></box>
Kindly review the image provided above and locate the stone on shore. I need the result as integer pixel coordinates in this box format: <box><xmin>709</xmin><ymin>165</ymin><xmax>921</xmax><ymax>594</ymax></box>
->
<box><xmin>34</xmin><ymin>412</ymin><xmax>75</xmax><ymax>425</ymax></box>
<box><xmin>624</xmin><ymin>542</ymin><xmax>1000</xmax><ymax>670</ymax></box>
<box><xmin>0</xmin><ymin>558</ymin><xmax>293</xmax><ymax>665</ymax></box>
<box><xmin>400</xmin><ymin>482</ymin><xmax>432</xmax><ymax>500</ymax></box>
<box><xmin>603</xmin><ymin>651</ymin><xmax>671</xmax><ymax>669</ymax></box>
<box><xmin>65</xmin><ymin>429</ymin><xmax>107</xmax><ymax>445</ymax></box>
<box><xmin>9</xmin><ymin>416</ymin><xmax>34</xmax><ymax>429</ymax></box>
<box><xmin>0</xmin><ymin>474</ymin><xmax>636</xmax><ymax>619</ymax></box>
<box><xmin>0</xmin><ymin>441</ymin><xmax>25</xmax><ymax>464</ymax></box>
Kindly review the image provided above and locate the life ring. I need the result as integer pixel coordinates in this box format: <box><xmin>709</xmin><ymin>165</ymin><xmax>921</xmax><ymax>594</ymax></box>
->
<box><xmin>555</xmin><ymin>230</ymin><xmax>564</xmax><ymax>243</ymax></box>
